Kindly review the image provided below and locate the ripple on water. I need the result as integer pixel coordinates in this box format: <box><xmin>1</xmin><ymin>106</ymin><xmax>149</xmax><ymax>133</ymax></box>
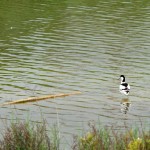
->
<box><xmin>0</xmin><ymin>0</ymin><xmax>150</xmax><ymax>144</ymax></box>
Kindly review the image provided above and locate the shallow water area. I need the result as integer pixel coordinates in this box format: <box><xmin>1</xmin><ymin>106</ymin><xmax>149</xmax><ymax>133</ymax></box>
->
<box><xmin>0</xmin><ymin>0</ymin><xmax>150</xmax><ymax>148</ymax></box>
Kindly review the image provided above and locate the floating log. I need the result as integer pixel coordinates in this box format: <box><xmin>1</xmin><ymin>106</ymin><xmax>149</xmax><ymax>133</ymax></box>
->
<box><xmin>0</xmin><ymin>91</ymin><xmax>81</xmax><ymax>106</ymax></box>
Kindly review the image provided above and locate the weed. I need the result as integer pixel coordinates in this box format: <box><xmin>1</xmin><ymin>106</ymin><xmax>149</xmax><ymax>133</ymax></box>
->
<box><xmin>72</xmin><ymin>122</ymin><xmax>150</xmax><ymax>150</ymax></box>
<box><xmin>0</xmin><ymin>120</ymin><xmax>58</xmax><ymax>150</ymax></box>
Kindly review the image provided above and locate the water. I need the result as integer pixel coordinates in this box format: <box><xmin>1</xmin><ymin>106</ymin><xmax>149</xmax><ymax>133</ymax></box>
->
<box><xmin>0</xmin><ymin>0</ymin><xmax>150</xmax><ymax>148</ymax></box>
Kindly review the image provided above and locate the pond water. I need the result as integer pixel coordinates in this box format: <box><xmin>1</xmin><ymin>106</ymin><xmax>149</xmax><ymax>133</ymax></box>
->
<box><xmin>0</xmin><ymin>0</ymin><xmax>150</xmax><ymax>148</ymax></box>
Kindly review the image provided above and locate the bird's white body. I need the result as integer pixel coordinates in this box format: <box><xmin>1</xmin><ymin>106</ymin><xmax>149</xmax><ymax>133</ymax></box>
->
<box><xmin>119</xmin><ymin>84</ymin><xmax>130</xmax><ymax>95</ymax></box>
<box><xmin>119</xmin><ymin>75</ymin><xmax>130</xmax><ymax>95</ymax></box>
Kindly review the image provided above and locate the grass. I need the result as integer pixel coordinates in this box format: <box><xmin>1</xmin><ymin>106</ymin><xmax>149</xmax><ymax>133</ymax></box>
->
<box><xmin>0</xmin><ymin>120</ymin><xmax>59</xmax><ymax>150</ymax></box>
<box><xmin>72</xmin><ymin>122</ymin><xmax>150</xmax><ymax>150</ymax></box>
<box><xmin>0</xmin><ymin>120</ymin><xmax>149</xmax><ymax>150</ymax></box>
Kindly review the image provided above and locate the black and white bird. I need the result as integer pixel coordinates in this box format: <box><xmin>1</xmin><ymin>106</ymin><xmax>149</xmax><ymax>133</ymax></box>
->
<box><xmin>119</xmin><ymin>75</ymin><xmax>130</xmax><ymax>95</ymax></box>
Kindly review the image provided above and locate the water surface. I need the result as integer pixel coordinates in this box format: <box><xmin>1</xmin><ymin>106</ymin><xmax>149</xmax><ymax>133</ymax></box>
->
<box><xmin>0</xmin><ymin>0</ymin><xmax>150</xmax><ymax>147</ymax></box>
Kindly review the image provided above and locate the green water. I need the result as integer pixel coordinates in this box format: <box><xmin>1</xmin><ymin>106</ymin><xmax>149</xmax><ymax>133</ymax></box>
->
<box><xmin>0</xmin><ymin>0</ymin><xmax>150</xmax><ymax>148</ymax></box>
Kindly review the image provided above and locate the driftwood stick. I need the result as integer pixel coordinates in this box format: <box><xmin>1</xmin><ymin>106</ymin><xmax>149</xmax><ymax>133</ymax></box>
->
<box><xmin>0</xmin><ymin>91</ymin><xmax>81</xmax><ymax>106</ymax></box>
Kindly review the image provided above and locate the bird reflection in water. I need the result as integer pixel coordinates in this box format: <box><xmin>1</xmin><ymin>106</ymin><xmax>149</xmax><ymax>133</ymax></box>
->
<box><xmin>120</xmin><ymin>98</ymin><xmax>131</xmax><ymax>114</ymax></box>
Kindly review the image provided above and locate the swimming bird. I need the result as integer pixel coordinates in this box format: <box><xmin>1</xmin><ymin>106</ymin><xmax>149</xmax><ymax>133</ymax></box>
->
<box><xmin>119</xmin><ymin>75</ymin><xmax>130</xmax><ymax>95</ymax></box>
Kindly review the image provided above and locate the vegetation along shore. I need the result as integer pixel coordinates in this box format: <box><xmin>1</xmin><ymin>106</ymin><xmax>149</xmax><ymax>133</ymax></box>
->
<box><xmin>0</xmin><ymin>119</ymin><xmax>149</xmax><ymax>150</ymax></box>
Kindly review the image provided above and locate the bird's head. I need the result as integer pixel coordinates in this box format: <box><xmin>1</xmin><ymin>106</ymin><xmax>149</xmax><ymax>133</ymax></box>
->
<box><xmin>120</xmin><ymin>75</ymin><xmax>125</xmax><ymax>82</ymax></box>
